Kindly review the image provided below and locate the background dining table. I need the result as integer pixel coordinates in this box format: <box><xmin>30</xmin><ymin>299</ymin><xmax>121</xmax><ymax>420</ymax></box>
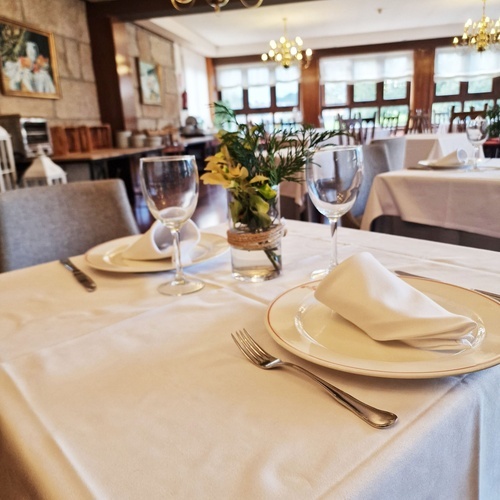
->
<box><xmin>1</xmin><ymin>219</ymin><xmax>500</xmax><ymax>499</ymax></box>
<box><xmin>402</xmin><ymin>132</ymin><xmax>477</xmax><ymax>169</ymax></box>
<box><xmin>360</xmin><ymin>159</ymin><xmax>500</xmax><ymax>251</ymax></box>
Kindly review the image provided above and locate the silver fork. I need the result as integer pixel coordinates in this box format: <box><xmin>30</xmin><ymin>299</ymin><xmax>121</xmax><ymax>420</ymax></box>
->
<box><xmin>232</xmin><ymin>329</ymin><xmax>398</xmax><ymax>429</ymax></box>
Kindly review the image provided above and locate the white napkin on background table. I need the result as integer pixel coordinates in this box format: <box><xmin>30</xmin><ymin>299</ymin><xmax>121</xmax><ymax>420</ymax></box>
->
<box><xmin>427</xmin><ymin>149</ymin><xmax>468</xmax><ymax>167</ymax></box>
<box><xmin>122</xmin><ymin>220</ymin><xmax>200</xmax><ymax>261</ymax></box>
<box><xmin>314</xmin><ymin>252</ymin><xmax>479</xmax><ymax>352</ymax></box>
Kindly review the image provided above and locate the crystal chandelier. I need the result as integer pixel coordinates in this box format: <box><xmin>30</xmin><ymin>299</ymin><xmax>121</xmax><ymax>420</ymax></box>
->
<box><xmin>171</xmin><ymin>0</ymin><xmax>263</xmax><ymax>13</ymax></box>
<box><xmin>261</xmin><ymin>18</ymin><xmax>313</xmax><ymax>69</ymax></box>
<box><xmin>453</xmin><ymin>0</ymin><xmax>500</xmax><ymax>52</ymax></box>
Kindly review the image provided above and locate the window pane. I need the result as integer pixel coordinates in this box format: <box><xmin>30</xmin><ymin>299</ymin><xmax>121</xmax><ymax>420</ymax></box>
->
<box><xmin>274</xmin><ymin>112</ymin><xmax>297</xmax><ymax>131</ymax></box>
<box><xmin>352</xmin><ymin>107</ymin><xmax>378</xmax><ymax>120</ymax></box>
<box><xmin>431</xmin><ymin>101</ymin><xmax>461</xmax><ymax>120</ymax></box>
<box><xmin>248</xmin><ymin>85</ymin><xmax>271</xmax><ymax>109</ymax></box>
<box><xmin>383</xmin><ymin>80</ymin><xmax>407</xmax><ymax>100</ymax></box>
<box><xmin>468</xmin><ymin>78</ymin><xmax>493</xmax><ymax>94</ymax></box>
<box><xmin>221</xmin><ymin>87</ymin><xmax>243</xmax><ymax>110</ymax></box>
<box><xmin>324</xmin><ymin>82</ymin><xmax>347</xmax><ymax>106</ymax></box>
<box><xmin>321</xmin><ymin>108</ymin><xmax>348</xmax><ymax>130</ymax></box>
<box><xmin>380</xmin><ymin>105</ymin><xmax>409</xmax><ymax>126</ymax></box>
<box><xmin>276</xmin><ymin>81</ymin><xmax>299</xmax><ymax>107</ymax></box>
<box><xmin>464</xmin><ymin>99</ymin><xmax>494</xmax><ymax>111</ymax></box>
<box><xmin>435</xmin><ymin>81</ymin><xmax>460</xmax><ymax>96</ymax></box>
<box><xmin>247</xmin><ymin>113</ymin><xmax>273</xmax><ymax>131</ymax></box>
<box><xmin>353</xmin><ymin>82</ymin><xmax>376</xmax><ymax>102</ymax></box>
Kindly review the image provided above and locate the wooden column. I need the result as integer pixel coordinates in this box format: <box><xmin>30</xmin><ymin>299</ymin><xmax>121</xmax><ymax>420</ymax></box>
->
<box><xmin>300</xmin><ymin>58</ymin><xmax>321</xmax><ymax>127</ymax></box>
<box><xmin>412</xmin><ymin>48</ymin><xmax>435</xmax><ymax>113</ymax></box>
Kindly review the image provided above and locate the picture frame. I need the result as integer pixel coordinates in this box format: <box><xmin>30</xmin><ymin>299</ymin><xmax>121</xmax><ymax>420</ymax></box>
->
<box><xmin>137</xmin><ymin>59</ymin><xmax>162</xmax><ymax>106</ymax></box>
<box><xmin>0</xmin><ymin>16</ymin><xmax>60</xmax><ymax>99</ymax></box>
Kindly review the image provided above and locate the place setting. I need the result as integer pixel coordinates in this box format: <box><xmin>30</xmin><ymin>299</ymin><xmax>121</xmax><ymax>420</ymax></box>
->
<box><xmin>85</xmin><ymin>155</ymin><xmax>229</xmax><ymax>287</ymax></box>
<box><xmin>264</xmin><ymin>251</ymin><xmax>500</xmax><ymax>380</ymax></box>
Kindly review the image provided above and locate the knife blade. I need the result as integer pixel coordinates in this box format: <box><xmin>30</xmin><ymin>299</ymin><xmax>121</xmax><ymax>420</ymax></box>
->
<box><xmin>59</xmin><ymin>258</ymin><xmax>97</xmax><ymax>292</ymax></box>
<box><xmin>394</xmin><ymin>270</ymin><xmax>500</xmax><ymax>302</ymax></box>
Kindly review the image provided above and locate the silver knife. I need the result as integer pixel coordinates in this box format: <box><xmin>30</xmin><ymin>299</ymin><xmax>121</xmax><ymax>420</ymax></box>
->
<box><xmin>394</xmin><ymin>270</ymin><xmax>500</xmax><ymax>302</ymax></box>
<box><xmin>59</xmin><ymin>258</ymin><xmax>97</xmax><ymax>292</ymax></box>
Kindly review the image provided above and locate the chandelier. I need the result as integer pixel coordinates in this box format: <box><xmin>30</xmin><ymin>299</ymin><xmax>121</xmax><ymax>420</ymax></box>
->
<box><xmin>261</xmin><ymin>18</ymin><xmax>313</xmax><ymax>69</ymax></box>
<box><xmin>171</xmin><ymin>0</ymin><xmax>263</xmax><ymax>13</ymax></box>
<box><xmin>452</xmin><ymin>0</ymin><xmax>500</xmax><ymax>52</ymax></box>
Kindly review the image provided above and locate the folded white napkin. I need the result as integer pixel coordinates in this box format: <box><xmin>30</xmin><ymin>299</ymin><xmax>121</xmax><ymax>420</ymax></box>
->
<box><xmin>314</xmin><ymin>252</ymin><xmax>479</xmax><ymax>352</ymax></box>
<box><xmin>121</xmin><ymin>220</ymin><xmax>200</xmax><ymax>261</ymax></box>
<box><xmin>429</xmin><ymin>149</ymin><xmax>468</xmax><ymax>167</ymax></box>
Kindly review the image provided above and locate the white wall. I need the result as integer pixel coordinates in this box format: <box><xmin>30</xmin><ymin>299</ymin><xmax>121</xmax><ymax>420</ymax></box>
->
<box><xmin>175</xmin><ymin>44</ymin><xmax>213</xmax><ymax>130</ymax></box>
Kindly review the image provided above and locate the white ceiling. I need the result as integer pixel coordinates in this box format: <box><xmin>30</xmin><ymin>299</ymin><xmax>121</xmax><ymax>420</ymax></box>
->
<box><xmin>147</xmin><ymin>0</ymin><xmax>500</xmax><ymax>58</ymax></box>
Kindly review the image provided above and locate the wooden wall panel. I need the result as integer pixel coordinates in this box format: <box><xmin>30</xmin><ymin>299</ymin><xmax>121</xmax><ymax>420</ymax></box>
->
<box><xmin>301</xmin><ymin>59</ymin><xmax>321</xmax><ymax>127</ymax></box>
<box><xmin>412</xmin><ymin>48</ymin><xmax>436</xmax><ymax>114</ymax></box>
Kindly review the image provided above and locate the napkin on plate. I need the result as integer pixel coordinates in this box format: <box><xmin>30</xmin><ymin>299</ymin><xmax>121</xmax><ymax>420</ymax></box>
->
<box><xmin>428</xmin><ymin>149</ymin><xmax>468</xmax><ymax>167</ymax></box>
<box><xmin>314</xmin><ymin>252</ymin><xmax>479</xmax><ymax>352</ymax></box>
<box><xmin>121</xmin><ymin>219</ymin><xmax>200</xmax><ymax>261</ymax></box>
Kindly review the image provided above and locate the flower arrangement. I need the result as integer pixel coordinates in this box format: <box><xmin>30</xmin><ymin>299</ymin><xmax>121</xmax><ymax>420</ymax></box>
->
<box><xmin>201</xmin><ymin>102</ymin><xmax>343</xmax><ymax>232</ymax></box>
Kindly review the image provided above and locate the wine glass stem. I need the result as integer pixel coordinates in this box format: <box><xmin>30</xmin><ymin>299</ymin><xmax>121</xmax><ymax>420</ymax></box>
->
<box><xmin>170</xmin><ymin>228</ymin><xmax>185</xmax><ymax>285</ymax></box>
<box><xmin>473</xmin><ymin>146</ymin><xmax>480</xmax><ymax>169</ymax></box>
<box><xmin>328</xmin><ymin>217</ymin><xmax>339</xmax><ymax>272</ymax></box>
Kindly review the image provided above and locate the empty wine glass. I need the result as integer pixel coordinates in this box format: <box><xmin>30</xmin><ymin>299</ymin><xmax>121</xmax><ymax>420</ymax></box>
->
<box><xmin>140</xmin><ymin>155</ymin><xmax>204</xmax><ymax>295</ymax></box>
<box><xmin>306</xmin><ymin>145</ymin><xmax>363</xmax><ymax>279</ymax></box>
<box><xmin>466</xmin><ymin>116</ymin><xmax>489</xmax><ymax>170</ymax></box>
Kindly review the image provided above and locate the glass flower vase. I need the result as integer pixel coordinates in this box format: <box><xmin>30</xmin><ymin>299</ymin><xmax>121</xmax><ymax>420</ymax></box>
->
<box><xmin>227</xmin><ymin>188</ymin><xmax>283</xmax><ymax>282</ymax></box>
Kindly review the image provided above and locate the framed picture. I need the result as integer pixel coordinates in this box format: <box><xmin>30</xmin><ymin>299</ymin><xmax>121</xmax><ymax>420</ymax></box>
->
<box><xmin>0</xmin><ymin>17</ymin><xmax>60</xmax><ymax>99</ymax></box>
<box><xmin>137</xmin><ymin>59</ymin><xmax>161</xmax><ymax>106</ymax></box>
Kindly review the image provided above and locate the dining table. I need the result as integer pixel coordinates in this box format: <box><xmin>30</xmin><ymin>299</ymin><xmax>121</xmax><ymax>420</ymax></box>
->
<box><xmin>360</xmin><ymin>159</ymin><xmax>500</xmax><ymax>251</ymax></box>
<box><xmin>1</xmin><ymin>219</ymin><xmax>500</xmax><ymax>499</ymax></box>
<box><xmin>402</xmin><ymin>132</ymin><xmax>477</xmax><ymax>169</ymax></box>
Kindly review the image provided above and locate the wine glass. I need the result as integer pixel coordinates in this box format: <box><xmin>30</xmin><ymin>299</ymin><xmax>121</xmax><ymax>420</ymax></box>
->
<box><xmin>466</xmin><ymin>116</ymin><xmax>489</xmax><ymax>170</ymax></box>
<box><xmin>306</xmin><ymin>145</ymin><xmax>363</xmax><ymax>279</ymax></box>
<box><xmin>139</xmin><ymin>155</ymin><xmax>204</xmax><ymax>295</ymax></box>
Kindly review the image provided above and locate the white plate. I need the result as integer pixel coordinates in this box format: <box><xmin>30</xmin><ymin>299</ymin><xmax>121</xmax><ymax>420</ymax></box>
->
<box><xmin>417</xmin><ymin>160</ymin><xmax>470</xmax><ymax>170</ymax></box>
<box><xmin>265</xmin><ymin>277</ymin><xmax>500</xmax><ymax>379</ymax></box>
<box><xmin>85</xmin><ymin>233</ymin><xmax>229</xmax><ymax>273</ymax></box>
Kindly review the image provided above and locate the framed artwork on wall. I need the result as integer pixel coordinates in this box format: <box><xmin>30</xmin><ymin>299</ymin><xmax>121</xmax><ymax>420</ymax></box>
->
<box><xmin>137</xmin><ymin>59</ymin><xmax>162</xmax><ymax>106</ymax></box>
<box><xmin>0</xmin><ymin>16</ymin><xmax>61</xmax><ymax>99</ymax></box>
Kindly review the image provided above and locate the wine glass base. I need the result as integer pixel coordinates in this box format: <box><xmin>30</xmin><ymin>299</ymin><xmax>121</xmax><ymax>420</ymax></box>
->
<box><xmin>157</xmin><ymin>278</ymin><xmax>204</xmax><ymax>296</ymax></box>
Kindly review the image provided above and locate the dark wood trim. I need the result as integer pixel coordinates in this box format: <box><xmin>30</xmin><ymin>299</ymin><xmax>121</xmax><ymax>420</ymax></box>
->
<box><xmin>86</xmin><ymin>14</ymin><xmax>126</xmax><ymax>135</ymax></box>
<box><xmin>85</xmin><ymin>0</ymin><xmax>304</xmax><ymax>21</ymax></box>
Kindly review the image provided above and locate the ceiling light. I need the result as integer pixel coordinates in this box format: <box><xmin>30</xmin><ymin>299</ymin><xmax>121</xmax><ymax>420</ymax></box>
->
<box><xmin>261</xmin><ymin>18</ymin><xmax>313</xmax><ymax>69</ymax></box>
<box><xmin>171</xmin><ymin>0</ymin><xmax>263</xmax><ymax>13</ymax></box>
<box><xmin>453</xmin><ymin>0</ymin><xmax>500</xmax><ymax>52</ymax></box>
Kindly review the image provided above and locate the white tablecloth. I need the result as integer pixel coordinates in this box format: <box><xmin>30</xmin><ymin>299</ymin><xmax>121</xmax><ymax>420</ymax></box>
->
<box><xmin>1</xmin><ymin>221</ymin><xmax>500</xmax><ymax>499</ymax></box>
<box><xmin>403</xmin><ymin>133</ymin><xmax>477</xmax><ymax>168</ymax></box>
<box><xmin>361</xmin><ymin>161</ymin><xmax>500</xmax><ymax>240</ymax></box>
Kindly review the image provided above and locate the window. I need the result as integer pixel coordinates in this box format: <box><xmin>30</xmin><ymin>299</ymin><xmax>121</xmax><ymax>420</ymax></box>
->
<box><xmin>220</xmin><ymin>87</ymin><xmax>243</xmax><ymax>110</ymax></box>
<box><xmin>383</xmin><ymin>79</ymin><xmax>408</xmax><ymax>100</ymax></box>
<box><xmin>216</xmin><ymin>63</ymin><xmax>302</xmax><ymax>126</ymax></box>
<box><xmin>468</xmin><ymin>79</ymin><xmax>493</xmax><ymax>94</ymax></box>
<box><xmin>435</xmin><ymin>81</ymin><xmax>460</xmax><ymax>96</ymax></box>
<box><xmin>433</xmin><ymin>48</ymin><xmax>500</xmax><ymax>122</ymax></box>
<box><xmin>353</xmin><ymin>82</ymin><xmax>376</xmax><ymax>102</ymax></box>
<box><xmin>320</xmin><ymin>51</ymin><xmax>413</xmax><ymax>128</ymax></box>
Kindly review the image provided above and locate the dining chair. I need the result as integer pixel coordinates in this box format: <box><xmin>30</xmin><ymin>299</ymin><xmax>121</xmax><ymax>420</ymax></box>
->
<box><xmin>0</xmin><ymin>127</ymin><xmax>17</xmax><ymax>192</ymax></box>
<box><xmin>341</xmin><ymin>141</ymin><xmax>391</xmax><ymax>229</ymax></box>
<box><xmin>448</xmin><ymin>104</ymin><xmax>488</xmax><ymax>133</ymax></box>
<box><xmin>338</xmin><ymin>116</ymin><xmax>364</xmax><ymax>145</ymax></box>
<box><xmin>404</xmin><ymin>110</ymin><xmax>432</xmax><ymax>134</ymax></box>
<box><xmin>381</xmin><ymin>113</ymin><xmax>399</xmax><ymax>136</ymax></box>
<box><xmin>0</xmin><ymin>179</ymin><xmax>140</xmax><ymax>272</ymax></box>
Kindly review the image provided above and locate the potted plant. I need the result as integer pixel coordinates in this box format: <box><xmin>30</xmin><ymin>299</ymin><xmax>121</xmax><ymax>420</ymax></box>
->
<box><xmin>201</xmin><ymin>103</ymin><xmax>343</xmax><ymax>281</ymax></box>
<box><xmin>487</xmin><ymin>104</ymin><xmax>500</xmax><ymax>140</ymax></box>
